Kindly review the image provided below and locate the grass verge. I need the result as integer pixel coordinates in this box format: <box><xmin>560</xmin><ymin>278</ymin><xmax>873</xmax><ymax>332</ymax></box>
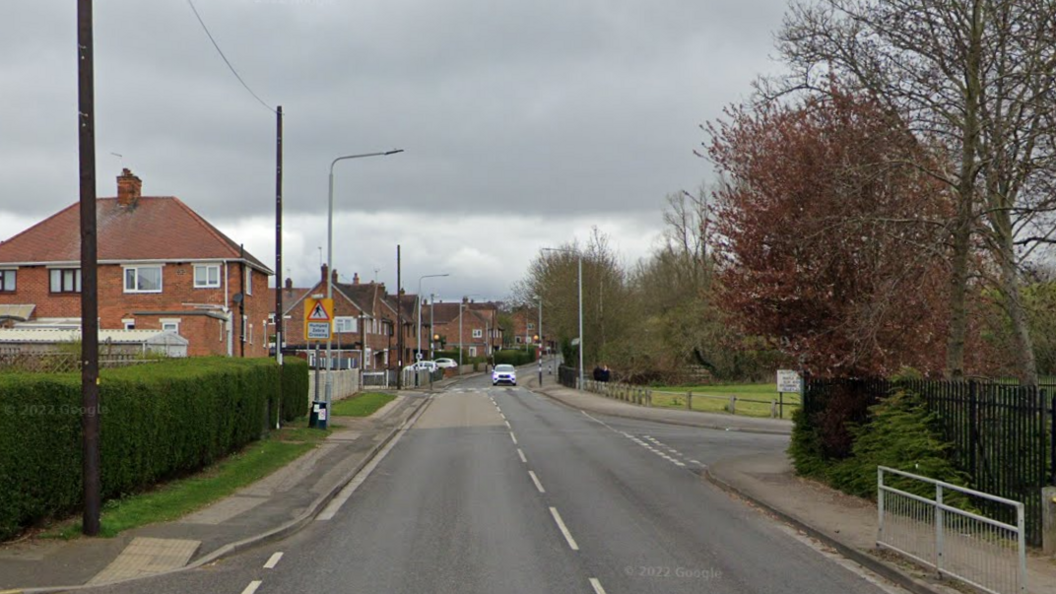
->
<box><xmin>42</xmin><ymin>419</ymin><xmax>328</xmax><ymax>539</ymax></box>
<box><xmin>331</xmin><ymin>392</ymin><xmax>395</xmax><ymax>417</ymax></box>
<box><xmin>649</xmin><ymin>383</ymin><xmax>801</xmax><ymax>419</ymax></box>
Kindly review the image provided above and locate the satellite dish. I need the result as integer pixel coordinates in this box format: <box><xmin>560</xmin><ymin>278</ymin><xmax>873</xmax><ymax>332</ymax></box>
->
<box><xmin>232</xmin><ymin>293</ymin><xmax>244</xmax><ymax>303</ymax></box>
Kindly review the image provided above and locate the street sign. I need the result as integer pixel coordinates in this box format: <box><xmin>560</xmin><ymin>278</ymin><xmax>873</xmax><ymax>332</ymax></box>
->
<box><xmin>777</xmin><ymin>369</ymin><xmax>801</xmax><ymax>393</ymax></box>
<box><xmin>304</xmin><ymin>297</ymin><xmax>334</xmax><ymax>341</ymax></box>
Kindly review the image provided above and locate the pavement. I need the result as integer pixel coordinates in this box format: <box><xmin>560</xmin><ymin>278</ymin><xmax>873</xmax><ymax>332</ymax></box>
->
<box><xmin>0</xmin><ymin>382</ymin><xmax>442</xmax><ymax>593</ymax></box>
<box><xmin>529</xmin><ymin>374</ymin><xmax>1056</xmax><ymax>594</ymax></box>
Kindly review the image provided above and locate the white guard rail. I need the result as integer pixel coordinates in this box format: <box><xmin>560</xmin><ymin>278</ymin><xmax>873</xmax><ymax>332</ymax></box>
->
<box><xmin>877</xmin><ymin>466</ymin><xmax>1026</xmax><ymax>594</ymax></box>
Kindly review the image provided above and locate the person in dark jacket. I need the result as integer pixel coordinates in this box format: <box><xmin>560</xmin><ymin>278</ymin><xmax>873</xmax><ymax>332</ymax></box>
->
<box><xmin>592</xmin><ymin>365</ymin><xmax>604</xmax><ymax>381</ymax></box>
<box><xmin>600</xmin><ymin>364</ymin><xmax>611</xmax><ymax>383</ymax></box>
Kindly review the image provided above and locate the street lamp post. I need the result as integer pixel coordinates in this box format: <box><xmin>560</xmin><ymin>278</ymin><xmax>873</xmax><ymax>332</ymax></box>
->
<box><xmin>542</xmin><ymin>247</ymin><xmax>583</xmax><ymax>390</ymax></box>
<box><xmin>416</xmin><ymin>273</ymin><xmax>449</xmax><ymax>362</ymax></box>
<box><xmin>537</xmin><ymin>295</ymin><xmax>542</xmax><ymax>386</ymax></box>
<box><xmin>324</xmin><ymin>149</ymin><xmax>403</xmax><ymax>418</ymax></box>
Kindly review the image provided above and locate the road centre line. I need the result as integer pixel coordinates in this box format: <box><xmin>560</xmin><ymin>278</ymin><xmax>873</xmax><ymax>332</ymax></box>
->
<box><xmin>505</xmin><ymin>420</ymin><xmax>512</xmax><ymax>429</ymax></box>
<box><xmin>240</xmin><ymin>580</ymin><xmax>262</xmax><ymax>594</ymax></box>
<box><xmin>518</xmin><ymin>448</ymin><xmax>527</xmax><ymax>463</ymax></box>
<box><xmin>263</xmin><ymin>551</ymin><xmax>283</xmax><ymax>569</ymax></box>
<box><xmin>549</xmin><ymin>507</ymin><xmax>580</xmax><ymax>551</ymax></box>
<box><xmin>589</xmin><ymin>577</ymin><xmax>608</xmax><ymax>594</ymax></box>
<box><xmin>529</xmin><ymin>470</ymin><xmax>546</xmax><ymax>493</ymax></box>
<box><xmin>510</xmin><ymin>432</ymin><xmax>518</xmax><ymax>445</ymax></box>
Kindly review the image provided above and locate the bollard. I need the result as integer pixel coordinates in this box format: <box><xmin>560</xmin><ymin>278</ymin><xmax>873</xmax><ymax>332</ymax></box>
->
<box><xmin>686</xmin><ymin>391</ymin><xmax>692</xmax><ymax>411</ymax></box>
<box><xmin>729</xmin><ymin>395</ymin><xmax>736</xmax><ymax>415</ymax></box>
<box><xmin>770</xmin><ymin>399</ymin><xmax>777</xmax><ymax>418</ymax></box>
<box><xmin>1044</xmin><ymin>486</ymin><xmax>1056</xmax><ymax>555</ymax></box>
<box><xmin>646</xmin><ymin>389</ymin><xmax>653</xmax><ymax>407</ymax></box>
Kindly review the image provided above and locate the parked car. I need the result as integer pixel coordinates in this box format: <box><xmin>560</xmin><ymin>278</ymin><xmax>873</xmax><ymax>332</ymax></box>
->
<box><xmin>492</xmin><ymin>364</ymin><xmax>517</xmax><ymax>386</ymax></box>
<box><xmin>434</xmin><ymin>358</ymin><xmax>458</xmax><ymax>369</ymax></box>
<box><xmin>404</xmin><ymin>360</ymin><xmax>438</xmax><ymax>372</ymax></box>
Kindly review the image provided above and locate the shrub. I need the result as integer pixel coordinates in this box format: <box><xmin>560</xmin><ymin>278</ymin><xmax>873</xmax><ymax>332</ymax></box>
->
<box><xmin>0</xmin><ymin>357</ymin><xmax>301</xmax><ymax>541</ymax></box>
<box><xmin>281</xmin><ymin>358</ymin><xmax>309</xmax><ymax>421</ymax></box>
<box><xmin>493</xmin><ymin>348</ymin><xmax>536</xmax><ymax>367</ymax></box>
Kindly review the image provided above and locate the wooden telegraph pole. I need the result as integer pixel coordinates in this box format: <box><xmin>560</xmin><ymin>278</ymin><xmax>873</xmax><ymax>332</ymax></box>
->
<box><xmin>77</xmin><ymin>0</ymin><xmax>101</xmax><ymax>536</ymax></box>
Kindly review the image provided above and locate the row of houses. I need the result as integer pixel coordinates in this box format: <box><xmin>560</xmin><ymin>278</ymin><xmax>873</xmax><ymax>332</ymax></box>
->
<box><xmin>0</xmin><ymin>168</ymin><xmax>516</xmax><ymax>367</ymax></box>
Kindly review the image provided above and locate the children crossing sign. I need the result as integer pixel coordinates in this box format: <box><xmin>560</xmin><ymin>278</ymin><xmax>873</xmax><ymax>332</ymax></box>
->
<box><xmin>304</xmin><ymin>297</ymin><xmax>334</xmax><ymax>341</ymax></box>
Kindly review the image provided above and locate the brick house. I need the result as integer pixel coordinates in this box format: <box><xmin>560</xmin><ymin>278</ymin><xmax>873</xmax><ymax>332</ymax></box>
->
<box><xmin>430</xmin><ymin>298</ymin><xmax>501</xmax><ymax>359</ymax></box>
<box><xmin>508</xmin><ymin>306</ymin><xmax>543</xmax><ymax>348</ymax></box>
<box><xmin>0</xmin><ymin>169</ymin><xmax>273</xmax><ymax>357</ymax></box>
<box><xmin>282</xmin><ymin>268</ymin><xmax>418</xmax><ymax>371</ymax></box>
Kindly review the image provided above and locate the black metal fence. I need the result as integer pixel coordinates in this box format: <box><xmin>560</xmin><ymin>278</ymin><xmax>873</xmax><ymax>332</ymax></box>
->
<box><xmin>558</xmin><ymin>364</ymin><xmax>577</xmax><ymax>388</ymax></box>
<box><xmin>804</xmin><ymin>377</ymin><xmax>1053</xmax><ymax>546</ymax></box>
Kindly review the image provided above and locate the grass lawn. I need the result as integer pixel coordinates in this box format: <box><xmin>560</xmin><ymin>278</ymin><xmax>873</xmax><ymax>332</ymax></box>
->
<box><xmin>649</xmin><ymin>383</ymin><xmax>801</xmax><ymax>419</ymax></box>
<box><xmin>43</xmin><ymin>419</ymin><xmax>329</xmax><ymax>539</ymax></box>
<box><xmin>331</xmin><ymin>392</ymin><xmax>395</xmax><ymax>417</ymax></box>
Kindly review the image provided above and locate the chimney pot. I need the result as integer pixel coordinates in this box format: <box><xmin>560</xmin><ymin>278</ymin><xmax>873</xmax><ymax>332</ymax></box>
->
<box><xmin>353</xmin><ymin>272</ymin><xmax>360</xmax><ymax>285</ymax></box>
<box><xmin>284</xmin><ymin>278</ymin><xmax>293</xmax><ymax>289</ymax></box>
<box><xmin>117</xmin><ymin>168</ymin><xmax>142</xmax><ymax>207</ymax></box>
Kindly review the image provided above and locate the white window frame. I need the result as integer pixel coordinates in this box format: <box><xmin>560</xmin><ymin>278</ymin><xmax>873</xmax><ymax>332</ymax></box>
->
<box><xmin>245</xmin><ymin>266</ymin><xmax>253</xmax><ymax>296</ymax></box>
<box><xmin>193</xmin><ymin>264</ymin><xmax>221</xmax><ymax>289</ymax></box>
<box><xmin>472</xmin><ymin>328</ymin><xmax>483</xmax><ymax>338</ymax></box>
<box><xmin>160</xmin><ymin>318</ymin><xmax>181</xmax><ymax>334</ymax></box>
<box><xmin>335</xmin><ymin>316</ymin><xmax>358</xmax><ymax>333</ymax></box>
<box><xmin>469</xmin><ymin>346</ymin><xmax>478</xmax><ymax>357</ymax></box>
<box><xmin>0</xmin><ymin>269</ymin><xmax>16</xmax><ymax>292</ymax></box>
<box><xmin>241</xmin><ymin>315</ymin><xmax>248</xmax><ymax>344</ymax></box>
<box><xmin>249</xmin><ymin>323</ymin><xmax>254</xmax><ymax>345</ymax></box>
<box><xmin>124</xmin><ymin>265</ymin><xmax>163</xmax><ymax>293</ymax></box>
<box><xmin>122</xmin><ymin>318</ymin><xmax>135</xmax><ymax>330</ymax></box>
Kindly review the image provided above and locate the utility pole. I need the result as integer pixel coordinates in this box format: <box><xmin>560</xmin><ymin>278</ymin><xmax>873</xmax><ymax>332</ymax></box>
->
<box><xmin>77</xmin><ymin>0</ymin><xmax>101</xmax><ymax>537</ymax></box>
<box><xmin>274</xmin><ymin>105</ymin><xmax>283</xmax><ymax>366</ymax></box>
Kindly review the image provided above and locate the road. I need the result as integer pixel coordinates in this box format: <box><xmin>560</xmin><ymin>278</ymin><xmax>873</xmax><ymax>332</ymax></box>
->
<box><xmin>86</xmin><ymin>374</ymin><xmax>903</xmax><ymax>594</ymax></box>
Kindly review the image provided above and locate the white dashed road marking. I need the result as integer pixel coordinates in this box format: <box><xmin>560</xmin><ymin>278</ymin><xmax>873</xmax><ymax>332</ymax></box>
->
<box><xmin>263</xmin><ymin>552</ymin><xmax>283</xmax><ymax>569</ymax></box>
<box><xmin>549</xmin><ymin>507</ymin><xmax>580</xmax><ymax>551</ymax></box>
<box><xmin>589</xmin><ymin>577</ymin><xmax>608</xmax><ymax>594</ymax></box>
<box><xmin>529</xmin><ymin>470</ymin><xmax>546</xmax><ymax>493</ymax></box>
<box><xmin>241</xmin><ymin>581</ymin><xmax>262</xmax><ymax>594</ymax></box>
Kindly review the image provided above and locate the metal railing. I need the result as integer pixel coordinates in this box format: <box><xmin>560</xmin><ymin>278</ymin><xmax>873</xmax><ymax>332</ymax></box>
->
<box><xmin>877</xmin><ymin>466</ymin><xmax>1026</xmax><ymax>594</ymax></box>
<box><xmin>582</xmin><ymin>378</ymin><xmax>653</xmax><ymax>406</ymax></box>
<box><xmin>361</xmin><ymin>370</ymin><xmax>391</xmax><ymax>388</ymax></box>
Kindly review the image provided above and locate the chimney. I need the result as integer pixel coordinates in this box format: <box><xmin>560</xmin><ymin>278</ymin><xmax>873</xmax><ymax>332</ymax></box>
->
<box><xmin>284</xmin><ymin>278</ymin><xmax>293</xmax><ymax>290</ymax></box>
<box><xmin>117</xmin><ymin>168</ymin><xmax>142</xmax><ymax>207</ymax></box>
<box><xmin>320</xmin><ymin>264</ymin><xmax>328</xmax><ymax>283</ymax></box>
<box><xmin>352</xmin><ymin>272</ymin><xmax>360</xmax><ymax>285</ymax></box>
<box><xmin>332</xmin><ymin>268</ymin><xmax>339</xmax><ymax>284</ymax></box>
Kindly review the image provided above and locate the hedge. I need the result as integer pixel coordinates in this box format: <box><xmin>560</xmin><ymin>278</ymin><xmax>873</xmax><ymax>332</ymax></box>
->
<box><xmin>493</xmin><ymin>348</ymin><xmax>537</xmax><ymax>367</ymax></box>
<box><xmin>0</xmin><ymin>357</ymin><xmax>308</xmax><ymax>540</ymax></box>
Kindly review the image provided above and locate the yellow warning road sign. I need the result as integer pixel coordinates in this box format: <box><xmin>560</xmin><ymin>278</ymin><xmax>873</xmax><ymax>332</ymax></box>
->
<box><xmin>304</xmin><ymin>298</ymin><xmax>334</xmax><ymax>341</ymax></box>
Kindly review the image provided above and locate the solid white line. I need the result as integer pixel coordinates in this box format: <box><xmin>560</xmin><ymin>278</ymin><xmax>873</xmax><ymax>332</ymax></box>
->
<box><xmin>518</xmin><ymin>448</ymin><xmax>527</xmax><ymax>463</ymax></box>
<box><xmin>510</xmin><ymin>432</ymin><xmax>518</xmax><ymax>445</ymax></box>
<box><xmin>263</xmin><ymin>551</ymin><xmax>283</xmax><ymax>569</ymax></box>
<box><xmin>318</xmin><ymin>400</ymin><xmax>428</xmax><ymax>521</ymax></box>
<box><xmin>241</xmin><ymin>581</ymin><xmax>262</xmax><ymax>594</ymax></box>
<box><xmin>549</xmin><ymin>507</ymin><xmax>579</xmax><ymax>551</ymax></box>
<box><xmin>529</xmin><ymin>470</ymin><xmax>546</xmax><ymax>493</ymax></box>
<box><xmin>589</xmin><ymin>577</ymin><xmax>607</xmax><ymax>594</ymax></box>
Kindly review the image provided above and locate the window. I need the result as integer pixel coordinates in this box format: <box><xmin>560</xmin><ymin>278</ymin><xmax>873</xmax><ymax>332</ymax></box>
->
<box><xmin>527</xmin><ymin>323</ymin><xmax>535</xmax><ymax>331</ymax></box>
<box><xmin>472</xmin><ymin>329</ymin><xmax>483</xmax><ymax>338</ymax></box>
<box><xmin>50</xmin><ymin>269</ymin><xmax>81</xmax><ymax>293</ymax></box>
<box><xmin>249</xmin><ymin>323</ymin><xmax>254</xmax><ymax>345</ymax></box>
<box><xmin>335</xmin><ymin>317</ymin><xmax>358</xmax><ymax>333</ymax></box>
<box><xmin>241</xmin><ymin>315</ymin><xmax>248</xmax><ymax>343</ymax></box>
<box><xmin>161</xmin><ymin>319</ymin><xmax>180</xmax><ymax>334</ymax></box>
<box><xmin>469</xmin><ymin>346</ymin><xmax>478</xmax><ymax>357</ymax></box>
<box><xmin>125</xmin><ymin>266</ymin><xmax>162</xmax><ymax>293</ymax></box>
<box><xmin>0</xmin><ymin>269</ymin><xmax>16</xmax><ymax>292</ymax></box>
<box><xmin>194</xmin><ymin>264</ymin><xmax>220</xmax><ymax>288</ymax></box>
<box><xmin>515</xmin><ymin>336</ymin><xmax>523</xmax><ymax>344</ymax></box>
<box><xmin>245</xmin><ymin>267</ymin><xmax>252</xmax><ymax>295</ymax></box>
<box><xmin>123</xmin><ymin>319</ymin><xmax>135</xmax><ymax>330</ymax></box>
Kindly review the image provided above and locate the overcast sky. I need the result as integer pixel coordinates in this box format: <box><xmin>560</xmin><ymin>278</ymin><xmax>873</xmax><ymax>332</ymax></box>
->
<box><xmin>0</xmin><ymin>0</ymin><xmax>788</xmax><ymax>303</ymax></box>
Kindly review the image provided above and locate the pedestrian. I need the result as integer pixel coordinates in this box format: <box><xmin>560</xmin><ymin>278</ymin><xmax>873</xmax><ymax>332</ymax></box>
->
<box><xmin>600</xmin><ymin>364</ymin><xmax>611</xmax><ymax>383</ymax></box>
<box><xmin>593</xmin><ymin>364</ymin><xmax>604</xmax><ymax>382</ymax></box>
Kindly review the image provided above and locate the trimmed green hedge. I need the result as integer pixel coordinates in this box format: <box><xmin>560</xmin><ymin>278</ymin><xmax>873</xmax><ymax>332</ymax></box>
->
<box><xmin>281</xmin><ymin>358</ymin><xmax>309</xmax><ymax>421</ymax></box>
<box><xmin>0</xmin><ymin>357</ymin><xmax>307</xmax><ymax>540</ymax></box>
<box><xmin>493</xmin><ymin>348</ymin><xmax>537</xmax><ymax>367</ymax></box>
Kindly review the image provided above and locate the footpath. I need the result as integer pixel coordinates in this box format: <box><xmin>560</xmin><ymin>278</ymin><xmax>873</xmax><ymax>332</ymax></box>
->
<box><xmin>529</xmin><ymin>374</ymin><xmax>1056</xmax><ymax>594</ymax></box>
<box><xmin>0</xmin><ymin>381</ymin><xmax>444</xmax><ymax>593</ymax></box>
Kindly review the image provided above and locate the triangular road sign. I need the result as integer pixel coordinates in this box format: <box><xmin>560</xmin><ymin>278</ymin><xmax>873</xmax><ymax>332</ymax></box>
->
<box><xmin>308</xmin><ymin>302</ymin><xmax>330</xmax><ymax>322</ymax></box>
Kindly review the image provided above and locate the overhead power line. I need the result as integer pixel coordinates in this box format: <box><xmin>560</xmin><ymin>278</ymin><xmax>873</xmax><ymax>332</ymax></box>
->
<box><xmin>185</xmin><ymin>0</ymin><xmax>276</xmax><ymax>114</ymax></box>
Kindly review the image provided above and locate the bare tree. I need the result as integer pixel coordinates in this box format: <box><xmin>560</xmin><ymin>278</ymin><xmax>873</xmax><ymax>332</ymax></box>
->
<box><xmin>775</xmin><ymin>0</ymin><xmax>1056</xmax><ymax>384</ymax></box>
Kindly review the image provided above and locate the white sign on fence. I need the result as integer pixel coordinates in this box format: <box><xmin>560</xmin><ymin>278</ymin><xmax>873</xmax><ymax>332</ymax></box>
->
<box><xmin>777</xmin><ymin>369</ymin><xmax>801</xmax><ymax>393</ymax></box>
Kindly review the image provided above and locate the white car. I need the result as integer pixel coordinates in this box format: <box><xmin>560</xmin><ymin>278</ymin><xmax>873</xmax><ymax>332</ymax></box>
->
<box><xmin>405</xmin><ymin>360</ymin><xmax>438</xmax><ymax>372</ymax></box>
<box><xmin>492</xmin><ymin>364</ymin><xmax>517</xmax><ymax>386</ymax></box>
<box><xmin>434</xmin><ymin>358</ymin><xmax>458</xmax><ymax>369</ymax></box>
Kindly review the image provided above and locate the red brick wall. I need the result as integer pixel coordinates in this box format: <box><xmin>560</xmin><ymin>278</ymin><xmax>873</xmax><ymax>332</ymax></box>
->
<box><xmin>0</xmin><ymin>262</ymin><xmax>271</xmax><ymax>358</ymax></box>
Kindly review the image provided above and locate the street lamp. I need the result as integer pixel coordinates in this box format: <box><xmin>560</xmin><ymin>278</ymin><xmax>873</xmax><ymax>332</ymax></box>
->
<box><xmin>542</xmin><ymin>247</ymin><xmax>583</xmax><ymax>390</ymax></box>
<box><xmin>417</xmin><ymin>273</ymin><xmax>450</xmax><ymax>362</ymax></box>
<box><xmin>324</xmin><ymin>149</ymin><xmax>404</xmax><ymax>418</ymax></box>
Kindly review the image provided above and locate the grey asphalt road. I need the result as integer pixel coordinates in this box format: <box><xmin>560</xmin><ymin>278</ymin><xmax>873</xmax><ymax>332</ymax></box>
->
<box><xmin>83</xmin><ymin>375</ymin><xmax>902</xmax><ymax>594</ymax></box>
